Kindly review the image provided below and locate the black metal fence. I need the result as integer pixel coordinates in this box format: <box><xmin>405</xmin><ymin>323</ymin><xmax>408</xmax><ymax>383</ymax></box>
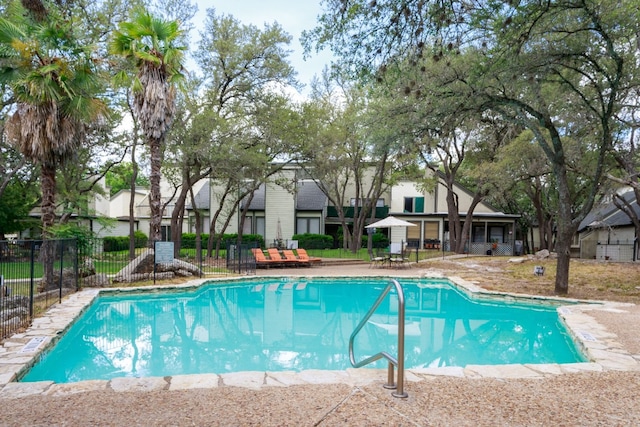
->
<box><xmin>78</xmin><ymin>237</ymin><xmax>256</xmax><ymax>286</ymax></box>
<box><xmin>225</xmin><ymin>242</ymin><xmax>257</xmax><ymax>274</ymax></box>
<box><xmin>0</xmin><ymin>237</ymin><xmax>258</xmax><ymax>341</ymax></box>
<box><xmin>0</xmin><ymin>239</ymin><xmax>78</xmax><ymax>340</ymax></box>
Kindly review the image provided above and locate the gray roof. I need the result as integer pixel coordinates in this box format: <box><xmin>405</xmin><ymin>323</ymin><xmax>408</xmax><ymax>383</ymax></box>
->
<box><xmin>579</xmin><ymin>191</ymin><xmax>640</xmax><ymax>231</ymax></box>
<box><xmin>296</xmin><ymin>181</ymin><xmax>326</xmax><ymax>210</ymax></box>
<box><xmin>243</xmin><ymin>184</ymin><xmax>266</xmax><ymax>210</ymax></box>
<box><xmin>186</xmin><ymin>181</ymin><xmax>210</xmax><ymax>210</ymax></box>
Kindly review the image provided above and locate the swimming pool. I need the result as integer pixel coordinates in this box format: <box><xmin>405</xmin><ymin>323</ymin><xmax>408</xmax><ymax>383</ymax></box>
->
<box><xmin>20</xmin><ymin>277</ymin><xmax>586</xmax><ymax>383</ymax></box>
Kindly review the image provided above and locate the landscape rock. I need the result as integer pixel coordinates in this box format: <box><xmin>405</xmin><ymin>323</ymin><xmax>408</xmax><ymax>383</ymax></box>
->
<box><xmin>535</xmin><ymin>249</ymin><xmax>550</xmax><ymax>259</ymax></box>
<box><xmin>80</xmin><ymin>258</ymin><xmax>96</xmax><ymax>277</ymax></box>
<box><xmin>82</xmin><ymin>273</ymin><xmax>110</xmax><ymax>288</ymax></box>
<box><xmin>40</xmin><ymin>267</ymin><xmax>76</xmax><ymax>292</ymax></box>
<box><xmin>112</xmin><ymin>249</ymin><xmax>201</xmax><ymax>283</ymax></box>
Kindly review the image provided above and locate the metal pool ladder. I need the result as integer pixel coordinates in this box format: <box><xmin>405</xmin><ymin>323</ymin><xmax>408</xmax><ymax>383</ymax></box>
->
<box><xmin>348</xmin><ymin>279</ymin><xmax>408</xmax><ymax>398</ymax></box>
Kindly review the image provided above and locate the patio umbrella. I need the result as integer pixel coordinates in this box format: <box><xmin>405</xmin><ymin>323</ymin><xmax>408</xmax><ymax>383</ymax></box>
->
<box><xmin>366</xmin><ymin>216</ymin><xmax>416</xmax><ymax>255</ymax></box>
<box><xmin>365</xmin><ymin>216</ymin><xmax>416</xmax><ymax>229</ymax></box>
<box><xmin>276</xmin><ymin>217</ymin><xmax>283</xmax><ymax>247</ymax></box>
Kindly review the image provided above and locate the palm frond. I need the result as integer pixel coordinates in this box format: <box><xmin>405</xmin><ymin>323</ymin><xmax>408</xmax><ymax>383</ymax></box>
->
<box><xmin>0</xmin><ymin>17</ymin><xmax>27</xmax><ymax>44</ymax></box>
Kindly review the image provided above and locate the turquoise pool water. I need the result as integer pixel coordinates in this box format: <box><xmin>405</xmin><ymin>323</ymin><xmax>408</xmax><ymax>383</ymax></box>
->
<box><xmin>20</xmin><ymin>277</ymin><xmax>586</xmax><ymax>383</ymax></box>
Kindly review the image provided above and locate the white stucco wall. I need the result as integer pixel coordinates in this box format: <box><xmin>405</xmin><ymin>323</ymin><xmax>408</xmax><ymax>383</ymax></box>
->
<box><xmin>265</xmin><ymin>171</ymin><xmax>296</xmax><ymax>244</ymax></box>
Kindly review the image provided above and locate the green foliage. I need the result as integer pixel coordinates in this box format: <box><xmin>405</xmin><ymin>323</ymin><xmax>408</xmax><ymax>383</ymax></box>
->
<box><xmin>223</xmin><ymin>233</ymin><xmax>265</xmax><ymax>248</ymax></box>
<box><xmin>0</xmin><ymin>180</ymin><xmax>37</xmax><ymax>235</ymax></box>
<box><xmin>292</xmin><ymin>233</ymin><xmax>333</xmax><ymax>249</ymax></box>
<box><xmin>102</xmin><ymin>231</ymin><xmax>147</xmax><ymax>252</ymax></box>
<box><xmin>105</xmin><ymin>162</ymin><xmax>149</xmax><ymax>196</ymax></box>
<box><xmin>361</xmin><ymin>232</ymin><xmax>389</xmax><ymax>249</ymax></box>
<box><xmin>182</xmin><ymin>232</ymin><xmax>265</xmax><ymax>249</ymax></box>
<box><xmin>48</xmin><ymin>223</ymin><xmax>95</xmax><ymax>255</ymax></box>
<box><xmin>110</xmin><ymin>7</ymin><xmax>186</xmax><ymax>92</ymax></box>
<box><xmin>181</xmin><ymin>233</ymin><xmax>209</xmax><ymax>249</ymax></box>
<box><xmin>133</xmin><ymin>230</ymin><xmax>148</xmax><ymax>246</ymax></box>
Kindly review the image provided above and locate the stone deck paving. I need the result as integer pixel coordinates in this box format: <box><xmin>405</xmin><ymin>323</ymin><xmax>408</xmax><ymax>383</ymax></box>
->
<box><xmin>1</xmin><ymin>264</ymin><xmax>639</xmax><ymax>400</ymax></box>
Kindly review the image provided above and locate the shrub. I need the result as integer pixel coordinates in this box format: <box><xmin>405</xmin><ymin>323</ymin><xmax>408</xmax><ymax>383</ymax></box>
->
<box><xmin>48</xmin><ymin>223</ymin><xmax>95</xmax><ymax>255</ymax></box>
<box><xmin>102</xmin><ymin>231</ymin><xmax>148</xmax><ymax>252</ymax></box>
<box><xmin>133</xmin><ymin>230</ymin><xmax>148</xmax><ymax>248</ymax></box>
<box><xmin>292</xmin><ymin>233</ymin><xmax>333</xmax><ymax>249</ymax></box>
<box><xmin>220</xmin><ymin>233</ymin><xmax>265</xmax><ymax>248</ymax></box>
<box><xmin>102</xmin><ymin>236</ymin><xmax>128</xmax><ymax>252</ymax></box>
<box><xmin>361</xmin><ymin>232</ymin><xmax>389</xmax><ymax>249</ymax></box>
<box><xmin>181</xmin><ymin>233</ymin><xmax>209</xmax><ymax>249</ymax></box>
<box><xmin>192</xmin><ymin>233</ymin><xmax>265</xmax><ymax>249</ymax></box>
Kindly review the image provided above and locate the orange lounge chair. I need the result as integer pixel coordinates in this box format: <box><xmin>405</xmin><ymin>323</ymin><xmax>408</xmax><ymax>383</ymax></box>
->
<box><xmin>282</xmin><ymin>249</ymin><xmax>304</xmax><ymax>267</ymax></box>
<box><xmin>295</xmin><ymin>248</ymin><xmax>322</xmax><ymax>266</ymax></box>
<box><xmin>267</xmin><ymin>248</ymin><xmax>297</xmax><ymax>267</ymax></box>
<box><xmin>251</xmin><ymin>248</ymin><xmax>280</xmax><ymax>268</ymax></box>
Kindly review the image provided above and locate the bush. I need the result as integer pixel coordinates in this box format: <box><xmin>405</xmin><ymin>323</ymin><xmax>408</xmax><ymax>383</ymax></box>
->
<box><xmin>133</xmin><ymin>230</ymin><xmax>148</xmax><ymax>248</ymax></box>
<box><xmin>292</xmin><ymin>233</ymin><xmax>333</xmax><ymax>249</ymax></box>
<box><xmin>48</xmin><ymin>223</ymin><xmax>95</xmax><ymax>255</ymax></box>
<box><xmin>220</xmin><ymin>233</ymin><xmax>265</xmax><ymax>248</ymax></box>
<box><xmin>181</xmin><ymin>233</ymin><xmax>209</xmax><ymax>249</ymax></box>
<box><xmin>186</xmin><ymin>233</ymin><xmax>265</xmax><ymax>249</ymax></box>
<box><xmin>102</xmin><ymin>236</ymin><xmax>129</xmax><ymax>252</ymax></box>
<box><xmin>102</xmin><ymin>231</ymin><xmax>148</xmax><ymax>252</ymax></box>
<box><xmin>361</xmin><ymin>232</ymin><xmax>389</xmax><ymax>249</ymax></box>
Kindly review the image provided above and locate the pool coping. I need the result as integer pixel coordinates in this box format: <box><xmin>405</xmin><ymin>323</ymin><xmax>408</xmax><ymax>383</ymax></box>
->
<box><xmin>0</xmin><ymin>274</ymin><xmax>638</xmax><ymax>399</ymax></box>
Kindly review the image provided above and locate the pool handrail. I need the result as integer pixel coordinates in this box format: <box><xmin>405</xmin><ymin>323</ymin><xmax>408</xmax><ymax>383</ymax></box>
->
<box><xmin>348</xmin><ymin>278</ymin><xmax>407</xmax><ymax>398</ymax></box>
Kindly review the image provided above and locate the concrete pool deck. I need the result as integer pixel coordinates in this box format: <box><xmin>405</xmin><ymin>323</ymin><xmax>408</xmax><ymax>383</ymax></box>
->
<box><xmin>1</xmin><ymin>261</ymin><xmax>640</xmax><ymax>425</ymax></box>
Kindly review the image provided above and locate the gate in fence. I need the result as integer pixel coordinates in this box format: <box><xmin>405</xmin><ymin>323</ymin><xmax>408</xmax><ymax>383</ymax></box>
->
<box><xmin>226</xmin><ymin>242</ymin><xmax>256</xmax><ymax>275</ymax></box>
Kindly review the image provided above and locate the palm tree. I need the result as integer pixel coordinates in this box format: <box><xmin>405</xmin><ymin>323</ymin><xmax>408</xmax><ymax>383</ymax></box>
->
<box><xmin>0</xmin><ymin>1</ymin><xmax>106</xmax><ymax>289</ymax></box>
<box><xmin>0</xmin><ymin>1</ymin><xmax>106</xmax><ymax>238</ymax></box>
<box><xmin>109</xmin><ymin>8</ymin><xmax>185</xmax><ymax>246</ymax></box>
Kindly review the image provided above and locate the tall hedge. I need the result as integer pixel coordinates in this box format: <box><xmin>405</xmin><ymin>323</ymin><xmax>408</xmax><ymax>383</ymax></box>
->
<box><xmin>361</xmin><ymin>232</ymin><xmax>389</xmax><ymax>249</ymax></box>
<box><xmin>182</xmin><ymin>233</ymin><xmax>265</xmax><ymax>249</ymax></box>
<box><xmin>102</xmin><ymin>231</ymin><xmax>147</xmax><ymax>252</ymax></box>
<box><xmin>292</xmin><ymin>233</ymin><xmax>333</xmax><ymax>249</ymax></box>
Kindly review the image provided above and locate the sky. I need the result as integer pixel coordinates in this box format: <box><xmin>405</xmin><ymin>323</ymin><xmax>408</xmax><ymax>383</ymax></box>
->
<box><xmin>191</xmin><ymin>0</ymin><xmax>333</xmax><ymax>94</ymax></box>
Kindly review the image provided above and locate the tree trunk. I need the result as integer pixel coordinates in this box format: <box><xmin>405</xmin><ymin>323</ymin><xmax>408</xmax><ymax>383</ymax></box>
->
<box><xmin>459</xmin><ymin>193</ymin><xmax>486</xmax><ymax>254</ymax></box>
<box><xmin>148</xmin><ymin>136</ymin><xmax>163</xmax><ymax>245</ymax></box>
<box><xmin>189</xmin><ymin>185</ymin><xmax>203</xmax><ymax>266</ymax></box>
<box><xmin>129</xmin><ymin>142</ymin><xmax>138</xmax><ymax>259</ymax></box>
<box><xmin>171</xmin><ymin>183</ymin><xmax>189</xmax><ymax>258</ymax></box>
<box><xmin>444</xmin><ymin>183</ymin><xmax>464</xmax><ymax>253</ymax></box>
<box><xmin>554</xmin><ymin>219</ymin><xmax>572</xmax><ymax>295</ymax></box>
<box><xmin>206</xmin><ymin>180</ymin><xmax>234</xmax><ymax>257</ymax></box>
<box><xmin>40</xmin><ymin>163</ymin><xmax>56</xmax><ymax>236</ymax></box>
<box><xmin>552</xmin><ymin>156</ymin><xmax>575</xmax><ymax>295</ymax></box>
<box><xmin>40</xmin><ymin>163</ymin><xmax>56</xmax><ymax>289</ymax></box>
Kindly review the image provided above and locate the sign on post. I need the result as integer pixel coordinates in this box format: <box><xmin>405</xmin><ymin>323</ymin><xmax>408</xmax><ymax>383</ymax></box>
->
<box><xmin>154</xmin><ymin>241</ymin><xmax>174</xmax><ymax>284</ymax></box>
<box><xmin>154</xmin><ymin>241</ymin><xmax>174</xmax><ymax>264</ymax></box>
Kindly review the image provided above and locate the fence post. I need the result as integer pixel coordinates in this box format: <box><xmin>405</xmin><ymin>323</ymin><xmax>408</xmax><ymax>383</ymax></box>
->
<box><xmin>29</xmin><ymin>240</ymin><xmax>36</xmax><ymax>318</ymax></box>
<box><xmin>58</xmin><ymin>240</ymin><xmax>64</xmax><ymax>303</ymax></box>
<box><xmin>74</xmin><ymin>238</ymin><xmax>79</xmax><ymax>290</ymax></box>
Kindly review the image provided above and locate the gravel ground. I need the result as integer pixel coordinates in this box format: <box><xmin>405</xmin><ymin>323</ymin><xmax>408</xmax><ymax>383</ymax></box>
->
<box><xmin>2</xmin><ymin>261</ymin><xmax>639</xmax><ymax>426</ymax></box>
<box><xmin>2</xmin><ymin>370</ymin><xmax>640</xmax><ymax>426</ymax></box>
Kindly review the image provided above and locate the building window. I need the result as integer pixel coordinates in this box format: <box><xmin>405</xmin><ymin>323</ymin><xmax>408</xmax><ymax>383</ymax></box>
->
<box><xmin>404</xmin><ymin>197</ymin><xmax>424</xmax><ymax>213</ymax></box>
<box><xmin>350</xmin><ymin>198</ymin><xmax>385</xmax><ymax>207</ymax></box>
<box><xmin>160</xmin><ymin>225</ymin><xmax>171</xmax><ymax>241</ymax></box>
<box><xmin>256</xmin><ymin>217</ymin><xmax>265</xmax><ymax>238</ymax></box>
<box><xmin>489</xmin><ymin>226</ymin><xmax>504</xmax><ymax>243</ymax></box>
<box><xmin>297</xmin><ymin>217</ymin><xmax>320</xmax><ymax>234</ymax></box>
<box><xmin>472</xmin><ymin>225</ymin><xmax>486</xmax><ymax>242</ymax></box>
<box><xmin>242</xmin><ymin>218</ymin><xmax>252</xmax><ymax>235</ymax></box>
